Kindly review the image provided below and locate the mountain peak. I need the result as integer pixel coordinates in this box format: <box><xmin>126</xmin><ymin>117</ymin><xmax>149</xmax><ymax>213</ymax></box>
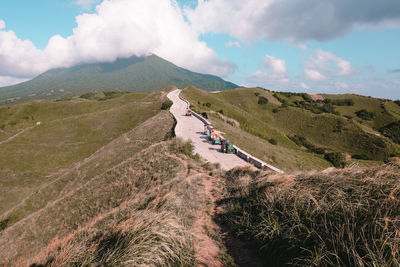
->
<box><xmin>0</xmin><ymin>54</ymin><xmax>237</xmax><ymax>105</ymax></box>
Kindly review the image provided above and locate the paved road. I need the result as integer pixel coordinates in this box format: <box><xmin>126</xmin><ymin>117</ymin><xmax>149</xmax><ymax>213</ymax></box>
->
<box><xmin>168</xmin><ymin>89</ymin><xmax>248</xmax><ymax>170</ymax></box>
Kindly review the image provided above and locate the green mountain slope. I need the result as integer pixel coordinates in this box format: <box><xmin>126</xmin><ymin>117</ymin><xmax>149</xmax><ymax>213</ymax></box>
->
<box><xmin>182</xmin><ymin>86</ymin><xmax>400</xmax><ymax>171</ymax></box>
<box><xmin>0</xmin><ymin>54</ymin><xmax>237</xmax><ymax>105</ymax></box>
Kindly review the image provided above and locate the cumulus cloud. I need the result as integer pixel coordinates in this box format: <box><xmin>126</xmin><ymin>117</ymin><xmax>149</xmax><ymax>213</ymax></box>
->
<box><xmin>0</xmin><ymin>0</ymin><xmax>235</xmax><ymax>82</ymax></box>
<box><xmin>75</xmin><ymin>0</ymin><xmax>97</xmax><ymax>9</ymax></box>
<box><xmin>301</xmin><ymin>82</ymin><xmax>310</xmax><ymax>90</ymax></box>
<box><xmin>303</xmin><ymin>49</ymin><xmax>357</xmax><ymax>82</ymax></box>
<box><xmin>226</xmin><ymin>40</ymin><xmax>241</xmax><ymax>48</ymax></box>
<box><xmin>248</xmin><ymin>55</ymin><xmax>290</xmax><ymax>86</ymax></box>
<box><xmin>306</xmin><ymin>49</ymin><xmax>357</xmax><ymax>76</ymax></box>
<box><xmin>0</xmin><ymin>76</ymin><xmax>29</xmax><ymax>87</ymax></box>
<box><xmin>185</xmin><ymin>0</ymin><xmax>400</xmax><ymax>42</ymax></box>
<box><xmin>0</xmin><ymin>28</ymin><xmax>49</xmax><ymax>78</ymax></box>
<box><xmin>305</xmin><ymin>69</ymin><xmax>327</xmax><ymax>81</ymax></box>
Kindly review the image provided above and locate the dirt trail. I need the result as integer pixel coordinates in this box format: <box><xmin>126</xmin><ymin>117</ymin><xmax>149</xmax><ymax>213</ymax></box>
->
<box><xmin>193</xmin><ymin>174</ymin><xmax>223</xmax><ymax>267</ymax></box>
<box><xmin>0</xmin><ymin>125</ymin><xmax>36</xmax><ymax>145</ymax></box>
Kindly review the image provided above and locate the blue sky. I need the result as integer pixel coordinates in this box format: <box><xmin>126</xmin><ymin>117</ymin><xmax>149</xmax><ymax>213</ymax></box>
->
<box><xmin>0</xmin><ymin>0</ymin><xmax>399</xmax><ymax>99</ymax></box>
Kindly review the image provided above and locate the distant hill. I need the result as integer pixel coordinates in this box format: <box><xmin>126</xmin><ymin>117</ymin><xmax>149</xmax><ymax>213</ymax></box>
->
<box><xmin>0</xmin><ymin>54</ymin><xmax>237</xmax><ymax>105</ymax></box>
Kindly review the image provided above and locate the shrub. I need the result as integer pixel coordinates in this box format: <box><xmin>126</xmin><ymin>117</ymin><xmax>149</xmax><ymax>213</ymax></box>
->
<box><xmin>355</xmin><ymin>109</ymin><xmax>375</xmax><ymax>120</ymax></box>
<box><xmin>301</xmin><ymin>93</ymin><xmax>313</xmax><ymax>102</ymax></box>
<box><xmin>268</xmin><ymin>138</ymin><xmax>277</xmax><ymax>145</ymax></box>
<box><xmin>218</xmin><ymin>109</ymin><xmax>224</xmax><ymax>114</ymax></box>
<box><xmin>80</xmin><ymin>92</ymin><xmax>97</xmax><ymax>99</ymax></box>
<box><xmin>289</xmin><ymin>135</ymin><xmax>325</xmax><ymax>155</ymax></box>
<box><xmin>352</xmin><ymin>154</ymin><xmax>372</xmax><ymax>160</ymax></box>
<box><xmin>160</xmin><ymin>99</ymin><xmax>173</xmax><ymax>110</ymax></box>
<box><xmin>324</xmin><ymin>152</ymin><xmax>346</xmax><ymax>168</ymax></box>
<box><xmin>325</xmin><ymin>98</ymin><xmax>355</xmax><ymax>106</ymax></box>
<box><xmin>379</xmin><ymin>121</ymin><xmax>400</xmax><ymax>144</ymax></box>
<box><xmin>258</xmin><ymin>96</ymin><xmax>268</xmax><ymax>105</ymax></box>
<box><xmin>394</xmin><ymin>100</ymin><xmax>400</xmax><ymax>107</ymax></box>
<box><xmin>273</xmin><ymin>93</ymin><xmax>287</xmax><ymax>104</ymax></box>
<box><xmin>0</xmin><ymin>217</ymin><xmax>11</xmax><ymax>231</ymax></box>
<box><xmin>272</xmin><ymin>108</ymin><xmax>279</xmax><ymax>113</ymax></box>
<box><xmin>203</xmin><ymin>102</ymin><xmax>211</xmax><ymax>108</ymax></box>
<box><xmin>254</xmin><ymin>92</ymin><xmax>260</xmax><ymax>96</ymax></box>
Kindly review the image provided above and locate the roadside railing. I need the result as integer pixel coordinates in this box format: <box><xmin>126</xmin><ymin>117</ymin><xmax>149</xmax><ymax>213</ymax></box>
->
<box><xmin>178</xmin><ymin>90</ymin><xmax>284</xmax><ymax>173</ymax></box>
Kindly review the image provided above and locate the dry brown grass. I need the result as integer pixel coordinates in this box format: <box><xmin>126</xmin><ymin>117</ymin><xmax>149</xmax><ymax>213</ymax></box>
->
<box><xmin>219</xmin><ymin>164</ymin><xmax>400</xmax><ymax>266</ymax></box>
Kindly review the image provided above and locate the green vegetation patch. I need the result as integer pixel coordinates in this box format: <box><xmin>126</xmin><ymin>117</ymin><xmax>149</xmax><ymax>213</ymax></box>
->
<box><xmin>355</xmin><ymin>109</ymin><xmax>376</xmax><ymax>120</ymax></box>
<box><xmin>80</xmin><ymin>91</ymin><xmax>128</xmax><ymax>101</ymax></box>
<box><xmin>161</xmin><ymin>99</ymin><xmax>173</xmax><ymax>110</ymax></box>
<box><xmin>325</xmin><ymin>98</ymin><xmax>355</xmax><ymax>106</ymax></box>
<box><xmin>380</xmin><ymin>120</ymin><xmax>400</xmax><ymax>144</ymax></box>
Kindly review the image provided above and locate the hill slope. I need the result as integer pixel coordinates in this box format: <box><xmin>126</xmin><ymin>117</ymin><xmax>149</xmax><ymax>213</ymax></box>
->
<box><xmin>0</xmin><ymin>54</ymin><xmax>237</xmax><ymax>105</ymax></box>
<box><xmin>182</xmin><ymin>86</ymin><xmax>400</xmax><ymax>171</ymax></box>
<box><xmin>1</xmin><ymin>87</ymin><xmax>400</xmax><ymax>266</ymax></box>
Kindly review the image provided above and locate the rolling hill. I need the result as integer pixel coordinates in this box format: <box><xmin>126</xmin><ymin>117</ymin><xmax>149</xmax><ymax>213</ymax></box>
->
<box><xmin>182</xmin><ymin>86</ymin><xmax>400</xmax><ymax>171</ymax></box>
<box><xmin>1</xmin><ymin>86</ymin><xmax>400</xmax><ymax>266</ymax></box>
<box><xmin>0</xmin><ymin>54</ymin><xmax>237</xmax><ymax>105</ymax></box>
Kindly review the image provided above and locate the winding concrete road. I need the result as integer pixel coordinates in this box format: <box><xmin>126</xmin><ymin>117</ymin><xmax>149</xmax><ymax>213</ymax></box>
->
<box><xmin>168</xmin><ymin>89</ymin><xmax>248</xmax><ymax>170</ymax></box>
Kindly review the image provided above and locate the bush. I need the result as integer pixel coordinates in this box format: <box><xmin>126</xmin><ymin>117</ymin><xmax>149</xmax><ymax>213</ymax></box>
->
<box><xmin>272</xmin><ymin>108</ymin><xmax>279</xmax><ymax>113</ymax></box>
<box><xmin>254</xmin><ymin>92</ymin><xmax>260</xmax><ymax>96</ymax></box>
<box><xmin>203</xmin><ymin>102</ymin><xmax>212</xmax><ymax>108</ymax></box>
<box><xmin>394</xmin><ymin>100</ymin><xmax>400</xmax><ymax>107</ymax></box>
<box><xmin>289</xmin><ymin>135</ymin><xmax>325</xmax><ymax>155</ymax></box>
<box><xmin>0</xmin><ymin>217</ymin><xmax>11</xmax><ymax>231</ymax></box>
<box><xmin>352</xmin><ymin>154</ymin><xmax>372</xmax><ymax>160</ymax></box>
<box><xmin>160</xmin><ymin>99</ymin><xmax>173</xmax><ymax>110</ymax></box>
<box><xmin>258</xmin><ymin>96</ymin><xmax>268</xmax><ymax>105</ymax></box>
<box><xmin>379</xmin><ymin>121</ymin><xmax>400</xmax><ymax>144</ymax></box>
<box><xmin>355</xmin><ymin>109</ymin><xmax>375</xmax><ymax>120</ymax></box>
<box><xmin>273</xmin><ymin>93</ymin><xmax>287</xmax><ymax>104</ymax></box>
<box><xmin>324</xmin><ymin>152</ymin><xmax>346</xmax><ymax>168</ymax></box>
<box><xmin>325</xmin><ymin>98</ymin><xmax>355</xmax><ymax>106</ymax></box>
<box><xmin>268</xmin><ymin>138</ymin><xmax>277</xmax><ymax>145</ymax></box>
<box><xmin>169</xmin><ymin>139</ymin><xmax>199</xmax><ymax>160</ymax></box>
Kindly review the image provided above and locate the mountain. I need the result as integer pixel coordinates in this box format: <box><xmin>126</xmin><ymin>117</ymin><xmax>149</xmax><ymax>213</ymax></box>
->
<box><xmin>0</xmin><ymin>54</ymin><xmax>237</xmax><ymax>105</ymax></box>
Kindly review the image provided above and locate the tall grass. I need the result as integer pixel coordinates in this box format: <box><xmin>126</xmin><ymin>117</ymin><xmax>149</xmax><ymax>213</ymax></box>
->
<box><xmin>39</xmin><ymin>211</ymin><xmax>194</xmax><ymax>267</ymax></box>
<box><xmin>219</xmin><ymin>165</ymin><xmax>400</xmax><ymax>266</ymax></box>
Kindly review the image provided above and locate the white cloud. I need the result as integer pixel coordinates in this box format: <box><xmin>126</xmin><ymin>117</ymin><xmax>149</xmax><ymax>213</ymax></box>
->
<box><xmin>306</xmin><ymin>49</ymin><xmax>357</xmax><ymax>76</ymax></box>
<box><xmin>301</xmin><ymin>82</ymin><xmax>310</xmax><ymax>89</ymax></box>
<box><xmin>305</xmin><ymin>69</ymin><xmax>327</xmax><ymax>81</ymax></box>
<box><xmin>185</xmin><ymin>0</ymin><xmax>400</xmax><ymax>43</ymax></box>
<box><xmin>226</xmin><ymin>40</ymin><xmax>241</xmax><ymax>48</ymax></box>
<box><xmin>0</xmin><ymin>0</ymin><xmax>235</xmax><ymax>83</ymax></box>
<box><xmin>75</xmin><ymin>0</ymin><xmax>97</xmax><ymax>9</ymax></box>
<box><xmin>248</xmin><ymin>55</ymin><xmax>290</xmax><ymax>87</ymax></box>
<box><xmin>0</xmin><ymin>28</ymin><xmax>49</xmax><ymax>78</ymax></box>
<box><xmin>336</xmin><ymin>82</ymin><xmax>349</xmax><ymax>89</ymax></box>
<box><xmin>0</xmin><ymin>20</ymin><xmax>5</xmax><ymax>29</ymax></box>
<box><xmin>262</xmin><ymin>55</ymin><xmax>287</xmax><ymax>76</ymax></box>
<box><xmin>0</xmin><ymin>76</ymin><xmax>29</xmax><ymax>87</ymax></box>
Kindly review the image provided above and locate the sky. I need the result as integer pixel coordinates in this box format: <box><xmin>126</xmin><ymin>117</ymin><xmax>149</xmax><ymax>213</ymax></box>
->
<box><xmin>0</xmin><ymin>0</ymin><xmax>400</xmax><ymax>99</ymax></box>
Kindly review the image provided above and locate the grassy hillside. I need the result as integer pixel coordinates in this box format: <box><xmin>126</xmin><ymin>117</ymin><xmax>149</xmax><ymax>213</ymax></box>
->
<box><xmin>0</xmin><ymin>54</ymin><xmax>237</xmax><ymax>105</ymax></box>
<box><xmin>1</xmin><ymin>85</ymin><xmax>400</xmax><ymax>266</ymax></box>
<box><xmin>0</xmin><ymin>106</ymin><xmax>232</xmax><ymax>266</ymax></box>
<box><xmin>182</xmin><ymin>86</ymin><xmax>400</xmax><ymax>171</ymax></box>
<box><xmin>0</xmin><ymin>90</ymin><xmax>166</xmax><ymax>218</ymax></box>
<box><xmin>218</xmin><ymin>164</ymin><xmax>400</xmax><ymax>266</ymax></box>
